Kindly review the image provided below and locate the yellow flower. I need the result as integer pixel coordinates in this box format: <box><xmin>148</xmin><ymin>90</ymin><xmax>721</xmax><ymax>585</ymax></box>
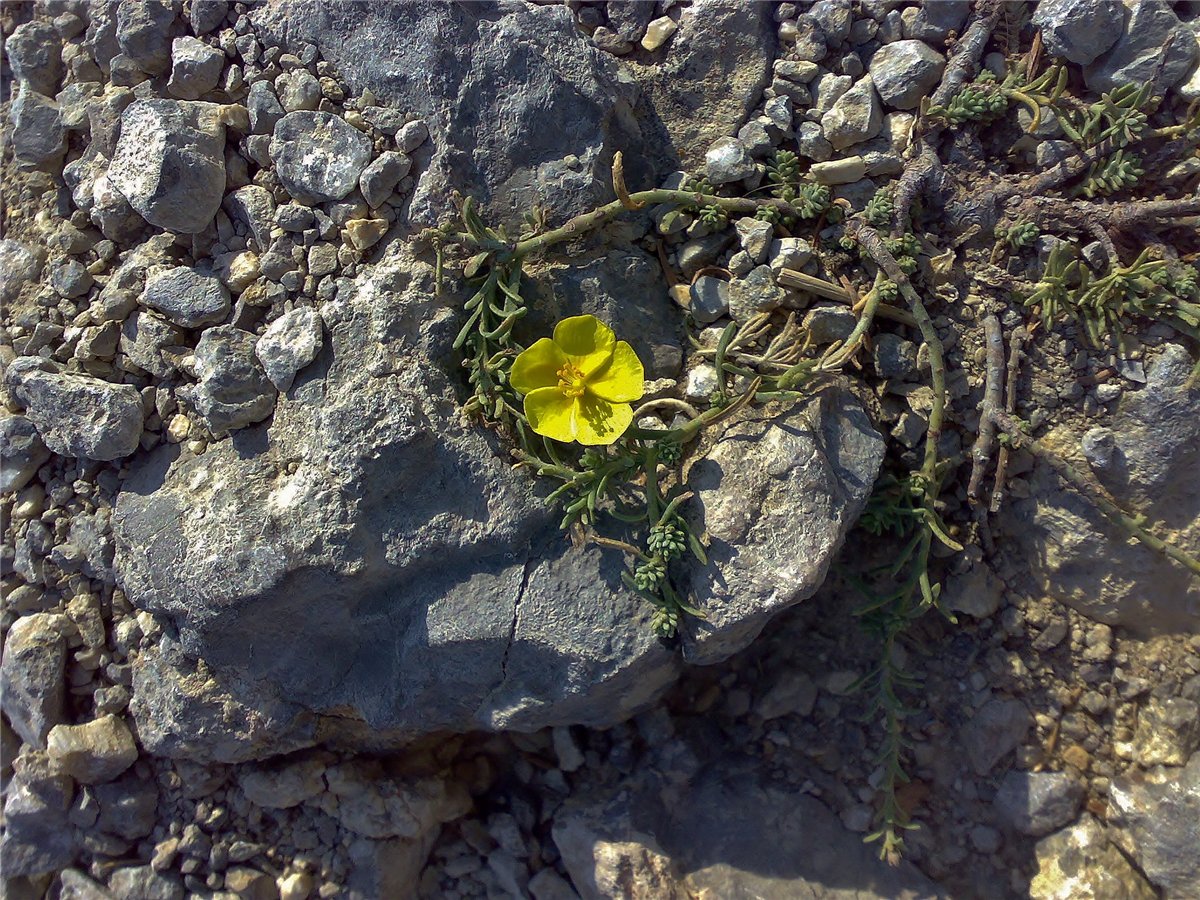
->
<box><xmin>510</xmin><ymin>315</ymin><xmax>645</xmax><ymax>445</ymax></box>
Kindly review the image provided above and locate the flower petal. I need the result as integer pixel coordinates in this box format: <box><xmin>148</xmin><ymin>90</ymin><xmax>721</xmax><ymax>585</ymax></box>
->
<box><xmin>554</xmin><ymin>314</ymin><xmax>615</xmax><ymax>375</ymax></box>
<box><xmin>511</xmin><ymin>338</ymin><xmax>567</xmax><ymax>396</ymax></box>
<box><xmin>524</xmin><ymin>387</ymin><xmax>578</xmax><ymax>443</ymax></box>
<box><xmin>586</xmin><ymin>340</ymin><xmax>645</xmax><ymax>402</ymax></box>
<box><xmin>574</xmin><ymin>395</ymin><xmax>633</xmax><ymax>446</ymax></box>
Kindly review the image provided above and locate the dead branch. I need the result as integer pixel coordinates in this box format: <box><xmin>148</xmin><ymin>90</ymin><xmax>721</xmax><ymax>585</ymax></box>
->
<box><xmin>990</xmin><ymin>325</ymin><xmax>1027</xmax><ymax>514</ymax></box>
<box><xmin>968</xmin><ymin>314</ymin><xmax>1004</xmax><ymax>504</ymax></box>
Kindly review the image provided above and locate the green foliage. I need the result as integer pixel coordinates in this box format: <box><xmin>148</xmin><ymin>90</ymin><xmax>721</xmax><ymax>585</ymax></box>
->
<box><xmin>1058</xmin><ymin>82</ymin><xmax>1153</xmax><ymax>150</ymax></box>
<box><xmin>864</xmin><ymin>188</ymin><xmax>895</xmax><ymax>228</ymax></box>
<box><xmin>683</xmin><ymin>174</ymin><xmax>728</xmax><ymax>230</ymax></box>
<box><xmin>927</xmin><ymin>73</ymin><xmax>1009</xmax><ymax>124</ymax></box>
<box><xmin>1077</xmin><ymin>148</ymin><xmax>1143</xmax><ymax>198</ymax></box>
<box><xmin>1004</xmin><ymin>221</ymin><xmax>1039</xmax><ymax>250</ymax></box>
<box><xmin>884</xmin><ymin>233</ymin><xmax>920</xmax><ymax>275</ymax></box>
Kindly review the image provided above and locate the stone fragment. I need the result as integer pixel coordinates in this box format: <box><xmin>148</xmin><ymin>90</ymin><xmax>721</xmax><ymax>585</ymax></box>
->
<box><xmin>796</xmin><ymin>121</ymin><xmax>833</xmax><ymax>161</ymax></box>
<box><xmin>271</xmin><ymin>111</ymin><xmax>374</xmax><ymax>203</ymax></box>
<box><xmin>8</xmin><ymin>20</ymin><xmax>63</xmax><ymax>95</ymax></box>
<box><xmin>872</xmin><ymin>332</ymin><xmax>917</xmax><ymax>379</ymax></box>
<box><xmin>120</xmin><ymin>310</ymin><xmax>186</xmax><ymax>378</ymax></box>
<box><xmin>1109</xmin><ymin>753</ymin><xmax>1200</xmax><ymax>898</ymax></box>
<box><xmin>1084</xmin><ymin>0</ymin><xmax>1199</xmax><ymax>93</ymax></box>
<box><xmin>94</xmin><ymin>775</ymin><xmax>159</xmax><ymax>840</ymax></box>
<box><xmin>641</xmin><ymin>16</ymin><xmax>678</xmax><ymax>52</ymax></box>
<box><xmin>993</xmin><ymin>770</ymin><xmax>1085</xmax><ymax>836</ymax></box>
<box><xmin>821</xmin><ymin>75</ymin><xmax>882</xmax><ymax>150</ymax></box>
<box><xmin>47</xmin><ymin>715</ymin><xmax>138</xmax><ymax>784</ymax></box>
<box><xmin>906</xmin><ymin>0</ymin><xmax>968</xmax><ymax>43</ymax></box>
<box><xmin>809</xmin><ymin>0</ymin><xmax>852</xmax><ymax>44</ymax></box>
<box><xmin>279</xmin><ymin>69</ymin><xmax>322</xmax><ymax>112</ymax></box>
<box><xmin>960</xmin><ymin>698</ymin><xmax>1032</xmax><ymax>775</ymax></box>
<box><xmin>247</xmin><ymin>80</ymin><xmax>285</xmax><ymax>135</ymax></box>
<box><xmin>704</xmin><ymin>136</ymin><xmax>756</xmax><ymax>185</ymax></box>
<box><xmin>396</xmin><ymin>119</ymin><xmax>429</xmax><ymax>154</ymax></box>
<box><xmin>810</xmin><ymin>156</ymin><xmax>867</xmax><ymax>184</ymax></box>
<box><xmin>733</xmin><ymin>217</ymin><xmax>774</xmax><ymax>264</ymax></box>
<box><xmin>727</xmin><ymin>264</ymin><xmax>786</xmax><ymax>323</ymax></box>
<box><xmin>359</xmin><ymin>151</ymin><xmax>411</xmax><ymax>209</ymax></box>
<box><xmin>755</xmin><ymin>671</ymin><xmax>818</xmax><ymax>719</ymax></box>
<box><xmin>116</xmin><ymin>0</ymin><xmax>177</xmax><ymax>75</ymax></box>
<box><xmin>802</xmin><ymin>303</ymin><xmax>856</xmax><ymax>343</ymax></box>
<box><xmin>141</xmin><ymin>267</ymin><xmax>231</xmax><ymax>328</ymax></box>
<box><xmin>191</xmin><ymin>0</ymin><xmax>227</xmax><ymax>34</ymax></box>
<box><xmin>868</xmin><ymin>40</ymin><xmax>945</xmax><ymax>110</ymax></box>
<box><xmin>4</xmin><ymin>358</ymin><xmax>144</xmax><ymax>460</ymax></box>
<box><xmin>0</xmin><ymin>751</ymin><xmax>77</xmax><ymax>877</ymax></box>
<box><xmin>108</xmin><ymin>866</ymin><xmax>185</xmax><ymax>900</ymax></box>
<box><xmin>343</xmin><ymin>218</ymin><xmax>389</xmax><ymax>251</ymax></box>
<box><xmin>1134</xmin><ymin>697</ymin><xmax>1200</xmax><ymax>766</ymax></box>
<box><xmin>255</xmin><ymin>308</ymin><xmax>324</xmax><ymax>392</ymax></box>
<box><xmin>224</xmin><ymin>185</ymin><xmax>276</xmax><ymax>252</ymax></box>
<box><xmin>11</xmin><ymin>86</ymin><xmax>67</xmax><ymax>168</ymax></box>
<box><xmin>768</xmin><ymin>237</ymin><xmax>813</xmax><ymax>273</ymax></box>
<box><xmin>689</xmin><ymin>276</ymin><xmax>731</xmax><ymax>325</ymax></box>
<box><xmin>108</xmin><ymin>99</ymin><xmax>227</xmax><ymax>233</ymax></box>
<box><xmin>59</xmin><ymin>869</ymin><xmax>116</xmax><ymax>900</ymax></box>
<box><xmin>183</xmin><ymin>326</ymin><xmax>278</xmax><ymax>435</ymax></box>
<box><xmin>0</xmin><ymin>614</ymin><xmax>67</xmax><ymax>747</ymax></box>
<box><xmin>0</xmin><ymin>239</ymin><xmax>43</xmax><ymax>303</ymax></box>
<box><xmin>1033</xmin><ymin>0</ymin><xmax>1123</xmax><ymax>65</ymax></box>
<box><xmin>238</xmin><ymin>757</ymin><xmax>326</xmax><ymax>809</ymax></box>
<box><xmin>0</xmin><ymin>414</ymin><xmax>51</xmax><ymax>493</ymax></box>
<box><xmin>167</xmin><ymin>36</ymin><xmax>224</xmax><ymax>100</ymax></box>
<box><xmin>1030</xmin><ymin>815</ymin><xmax>1156</xmax><ymax>900</ymax></box>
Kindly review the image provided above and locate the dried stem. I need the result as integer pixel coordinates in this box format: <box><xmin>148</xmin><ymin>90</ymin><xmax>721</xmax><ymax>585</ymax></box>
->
<box><xmin>990</xmin><ymin>325</ymin><xmax>1027</xmax><ymax>513</ymax></box>
<box><xmin>968</xmin><ymin>314</ymin><xmax>1004</xmax><ymax>504</ymax></box>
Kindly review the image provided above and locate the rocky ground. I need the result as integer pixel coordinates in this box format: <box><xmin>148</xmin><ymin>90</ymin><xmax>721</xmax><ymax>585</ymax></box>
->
<box><xmin>3</xmin><ymin>1</ymin><xmax>1200</xmax><ymax>899</ymax></box>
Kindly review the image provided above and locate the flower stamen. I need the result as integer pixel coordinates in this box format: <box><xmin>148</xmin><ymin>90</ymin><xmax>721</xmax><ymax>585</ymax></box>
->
<box><xmin>556</xmin><ymin>363</ymin><xmax>587</xmax><ymax>398</ymax></box>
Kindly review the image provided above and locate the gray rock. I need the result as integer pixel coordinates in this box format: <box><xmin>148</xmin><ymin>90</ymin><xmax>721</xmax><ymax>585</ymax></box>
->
<box><xmin>190</xmin><ymin>0</ymin><xmax>227</xmax><ymax>35</ymax></box>
<box><xmin>223</xmin><ymin>185</ymin><xmax>276</xmax><ymax>253</ymax></box>
<box><xmin>554</xmin><ymin>754</ymin><xmax>938</xmax><ymax>900</ymax></box>
<box><xmin>279</xmin><ymin>69</ymin><xmax>322</xmax><ymax>112</ymax></box>
<box><xmin>1083</xmin><ymin>0</ymin><xmax>1199</xmax><ymax>93</ymax></box>
<box><xmin>116</xmin><ymin>0</ymin><xmax>177</xmax><ymax>75</ymax></box>
<box><xmin>10</xmin><ymin>86</ymin><xmax>67</xmax><ymax>168</ymax></box>
<box><xmin>809</xmin><ymin>0</ymin><xmax>852</xmax><ymax>45</ymax></box>
<box><xmin>0</xmin><ymin>751</ymin><xmax>78</xmax><ymax>878</ymax></box>
<box><xmin>1108</xmin><ymin>753</ymin><xmax>1200</xmax><ymax>899</ymax></box>
<box><xmin>60</xmin><ymin>869</ymin><xmax>117</xmax><ymax>900</ymax></box>
<box><xmin>255</xmin><ymin>307</ymin><xmax>324</xmax><ymax>392</ymax></box>
<box><xmin>942</xmin><ymin>562</ymin><xmax>1004</xmax><ymax>619</ymax></box>
<box><xmin>108</xmin><ymin>99</ymin><xmax>228</xmax><ymax>233</ymax></box>
<box><xmin>3</xmin><ymin>358</ymin><xmax>144</xmax><ymax>460</ymax></box>
<box><xmin>682</xmin><ymin>386</ymin><xmax>884</xmax><ymax>663</ymax></box>
<box><xmin>737</xmin><ymin>119</ymin><xmax>774</xmax><ymax>157</ymax></box>
<box><xmin>270</xmin><ymin>111</ymin><xmax>374</xmax><ymax>203</ymax></box>
<box><xmin>872</xmin><ymin>332</ymin><xmax>917</xmax><ymax>379</ymax></box>
<box><xmin>868</xmin><ymin>40</ymin><xmax>946</xmax><ymax>110</ymax></box>
<box><xmin>812</xmin><ymin>72</ymin><xmax>853</xmax><ymax>117</ymax></box>
<box><xmin>182</xmin><ymin>326</ymin><xmax>278</xmax><ymax>435</ymax></box>
<box><xmin>0</xmin><ymin>239</ymin><xmax>43</xmax><ymax>303</ymax></box>
<box><xmin>733</xmin><ymin>216</ymin><xmax>774</xmax><ymax>264</ymax></box>
<box><xmin>7</xmin><ymin>20</ymin><xmax>63</xmax><ymax>95</ymax></box>
<box><xmin>238</xmin><ymin>757</ymin><xmax>326</xmax><ymax>808</ymax></box>
<box><xmin>0</xmin><ymin>414</ymin><xmax>51</xmax><ymax>493</ymax></box>
<box><xmin>141</xmin><ymin>266</ymin><xmax>231</xmax><ymax>329</ymax></box>
<box><xmin>1001</xmin><ymin>344</ymin><xmax>1200</xmax><ymax>633</ymax></box>
<box><xmin>1031</xmin><ymin>814</ymin><xmax>1157</xmax><ymax>900</ymax></box>
<box><xmin>247</xmin><ymin>80</ymin><xmax>285</xmax><ymax>135</ymax></box>
<box><xmin>802</xmin><ymin>303</ymin><xmax>856</xmax><ymax>343</ymax></box>
<box><xmin>107</xmin><ymin>865</ymin><xmax>185</xmax><ymax>900</ymax></box>
<box><xmin>359</xmin><ymin>151</ymin><xmax>412</xmax><ymax>209</ymax></box>
<box><xmin>755</xmin><ymin>671</ymin><xmax>818</xmax><ymax>719</ymax></box>
<box><xmin>1134</xmin><ymin>697</ymin><xmax>1200</xmax><ymax>766</ymax></box>
<box><xmin>0</xmin><ymin>614</ymin><xmax>67</xmax><ymax>747</ymax></box>
<box><xmin>677</xmin><ymin>231</ymin><xmax>735</xmax><ymax>280</ymax></box>
<box><xmin>689</xmin><ymin>276</ymin><xmax>731</xmax><ymax>325</ymax></box>
<box><xmin>906</xmin><ymin>0</ymin><xmax>969</xmax><ymax>43</ymax></box>
<box><xmin>728</xmin><ymin>264</ymin><xmax>786</xmax><ymax>323</ymax></box>
<box><xmin>791</xmin><ymin>14</ymin><xmax>829</xmax><ymax>63</ymax></box>
<box><xmin>120</xmin><ymin>310</ymin><xmax>186</xmax><ymax>378</ymax></box>
<box><xmin>606</xmin><ymin>0</ymin><xmax>656</xmax><ymax>42</ymax></box>
<box><xmin>821</xmin><ymin>75</ymin><xmax>882</xmax><ymax>150</ymax></box>
<box><xmin>993</xmin><ymin>770</ymin><xmax>1085</xmax><ymax>836</ymax></box>
<box><xmin>47</xmin><ymin>715</ymin><xmax>139</xmax><ymax>784</ymax></box>
<box><xmin>326</xmin><ymin>761</ymin><xmax>470</xmax><ymax>839</ymax></box>
<box><xmin>251</xmin><ymin>1</ymin><xmax>645</xmax><ymax>226</ymax></box>
<box><xmin>51</xmin><ymin>258</ymin><xmax>95</xmax><ymax>298</ymax></box>
<box><xmin>396</xmin><ymin>119</ymin><xmax>429</xmax><ymax>154</ymax></box>
<box><xmin>591</xmin><ymin>26</ymin><xmax>633</xmax><ymax>56</ymax></box>
<box><xmin>94</xmin><ymin>776</ymin><xmax>158</xmax><ymax>840</ymax></box>
<box><xmin>796</xmin><ymin>121</ymin><xmax>833</xmax><ymax>161</ymax></box>
<box><xmin>704</xmin><ymin>136</ymin><xmax>756</xmax><ymax>185</ymax></box>
<box><xmin>769</xmin><ymin>237</ymin><xmax>813</xmax><ymax>274</ymax></box>
<box><xmin>1033</xmin><ymin>0</ymin><xmax>1123</xmax><ymax>65</ymax></box>
<box><xmin>960</xmin><ymin>698</ymin><xmax>1032</xmax><ymax>775</ymax></box>
<box><xmin>166</xmin><ymin>36</ymin><xmax>224</xmax><ymax>100</ymax></box>
<box><xmin>361</xmin><ymin>106</ymin><xmax>408</xmax><ymax>136</ymax></box>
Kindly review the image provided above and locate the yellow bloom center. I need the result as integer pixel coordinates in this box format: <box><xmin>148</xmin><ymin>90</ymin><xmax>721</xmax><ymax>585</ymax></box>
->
<box><xmin>556</xmin><ymin>363</ymin><xmax>587</xmax><ymax>398</ymax></box>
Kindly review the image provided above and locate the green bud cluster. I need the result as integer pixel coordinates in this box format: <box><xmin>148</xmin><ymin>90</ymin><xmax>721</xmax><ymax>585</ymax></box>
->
<box><xmin>648</xmin><ymin>521</ymin><xmax>687</xmax><ymax>560</ymax></box>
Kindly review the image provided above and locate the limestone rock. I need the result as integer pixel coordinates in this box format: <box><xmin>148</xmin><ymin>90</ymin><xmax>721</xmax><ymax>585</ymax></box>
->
<box><xmin>238</xmin><ymin>757</ymin><xmax>327</xmax><ymax>809</ymax></box>
<box><xmin>141</xmin><ymin>266</ymin><xmax>231</xmax><ymax>329</ymax></box>
<box><xmin>0</xmin><ymin>414</ymin><xmax>52</xmax><ymax>493</ymax></box>
<box><xmin>182</xmin><ymin>325</ymin><xmax>278</xmax><ymax>435</ymax></box>
<box><xmin>0</xmin><ymin>614</ymin><xmax>67</xmax><ymax>747</ymax></box>
<box><xmin>1134</xmin><ymin>697</ymin><xmax>1200</xmax><ymax>767</ymax></box>
<box><xmin>0</xmin><ymin>751</ymin><xmax>78</xmax><ymax>878</ymax></box>
<box><xmin>1030</xmin><ymin>814</ymin><xmax>1156</xmax><ymax>900</ymax></box>
<box><xmin>11</xmin><ymin>86</ymin><xmax>67</xmax><ymax>168</ymax></box>
<box><xmin>1083</xmin><ymin>0</ymin><xmax>1199</xmax><ymax>93</ymax></box>
<box><xmin>1033</xmin><ymin>0</ymin><xmax>1123</xmax><ymax>65</ymax></box>
<box><xmin>255</xmin><ymin>307</ymin><xmax>324</xmax><ymax>392</ymax></box>
<box><xmin>0</xmin><ymin>239</ymin><xmax>43</xmax><ymax>303</ymax></box>
<box><xmin>108</xmin><ymin>99</ymin><xmax>228</xmax><ymax>233</ymax></box>
<box><xmin>47</xmin><ymin>715</ymin><xmax>139</xmax><ymax>784</ymax></box>
<box><xmin>7</xmin><ymin>20</ymin><xmax>63</xmax><ymax>95</ymax></box>
<box><xmin>704</xmin><ymin>136</ymin><xmax>756</xmax><ymax>185</ymax></box>
<box><xmin>821</xmin><ymin>75</ymin><xmax>882</xmax><ymax>151</ymax></box>
<box><xmin>869</xmin><ymin>40</ymin><xmax>945</xmax><ymax>110</ymax></box>
<box><xmin>682</xmin><ymin>386</ymin><xmax>884</xmax><ymax>663</ymax></box>
<box><xmin>993</xmin><ymin>770</ymin><xmax>1085</xmax><ymax>837</ymax></box>
<box><xmin>1109</xmin><ymin>753</ymin><xmax>1200</xmax><ymax>898</ymax></box>
<box><xmin>270</xmin><ymin>111</ymin><xmax>373</xmax><ymax>203</ymax></box>
<box><xmin>167</xmin><ymin>36</ymin><xmax>224</xmax><ymax>100</ymax></box>
<box><xmin>3</xmin><ymin>358</ymin><xmax>144</xmax><ymax>460</ymax></box>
